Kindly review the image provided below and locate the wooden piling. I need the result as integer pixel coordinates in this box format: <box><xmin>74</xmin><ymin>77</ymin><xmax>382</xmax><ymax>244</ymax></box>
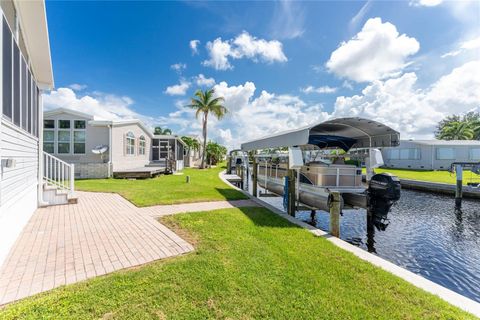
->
<box><xmin>455</xmin><ymin>164</ymin><xmax>463</xmax><ymax>209</ymax></box>
<box><xmin>329</xmin><ymin>191</ymin><xmax>341</xmax><ymax>237</ymax></box>
<box><xmin>287</xmin><ymin>169</ymin><xmax>296</xmax><ymax>216</ymax></box>
<box><xmin>252</xmin><ymin>152</ymin><xmax>258</xmax><ymax>197</ymax></box>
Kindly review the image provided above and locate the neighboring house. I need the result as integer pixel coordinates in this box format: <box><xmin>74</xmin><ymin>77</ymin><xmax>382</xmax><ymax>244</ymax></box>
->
<box><xmin>382</xmin><ymin>140</ymin><xmax>480</xmax><ymax>170</ymax></box>
<box><xmin>43</xmin><ymin>108</ymin><xmax>186</xmax><ymax>178</ymax></box>
<box><xmin>0</xmin><ymin>1</ymin><xmax>54</xmax><ymax>266</ymax></box>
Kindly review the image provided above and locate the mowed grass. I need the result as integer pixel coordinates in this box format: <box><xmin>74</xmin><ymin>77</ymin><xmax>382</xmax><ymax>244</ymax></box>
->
<box><xmin>75</xmin><ymin>165</ymin><xmax>247</xmax><ymax>206</ymax></box>
<box><xmin>374</xmin><ymin>167</ymin><xmax>479</xmax><ymax>185</ymax></box>
<box><xmin>0</xmin><ymin>207</ymin><xmax>474</xmax><ymax>319</ymax></box>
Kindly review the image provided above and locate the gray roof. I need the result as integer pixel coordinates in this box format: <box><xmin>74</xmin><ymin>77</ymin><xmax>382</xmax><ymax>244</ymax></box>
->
<box><xmin>401</xmin><ymin>140</ymin><xmax>480</xmax><ymax>146</ymax></box>
<box><xmin>241</xmin><ymin>117</ymin><xmax>400</xmax><ymax>151</ymax></box>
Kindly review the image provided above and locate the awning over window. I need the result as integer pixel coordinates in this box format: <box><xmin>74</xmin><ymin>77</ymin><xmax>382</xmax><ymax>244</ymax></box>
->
<box><xmin>241</xmin><ymin>117</ymin><xmax>400</xmax><ymax>151</ymax></box>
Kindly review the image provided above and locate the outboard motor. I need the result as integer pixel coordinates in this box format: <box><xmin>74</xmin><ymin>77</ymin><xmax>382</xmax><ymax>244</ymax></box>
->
<box><xmin>368</xmin><ymin>173</ymin><xmax>401</xmax><ymax>202</ymax></box>
<box><xmin>367</xmin><ymin>173</ymin><xmax>401</xmax><ymax>222</ymax></box>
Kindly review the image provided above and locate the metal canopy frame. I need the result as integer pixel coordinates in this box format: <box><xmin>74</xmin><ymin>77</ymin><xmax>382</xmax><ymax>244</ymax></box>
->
<box><xmin>241</xmin><ymin>117</ymin><xmax>400</xmax><ymax>151</ymax></box>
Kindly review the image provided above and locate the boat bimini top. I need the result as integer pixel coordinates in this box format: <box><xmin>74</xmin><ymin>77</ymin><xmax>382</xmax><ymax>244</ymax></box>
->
<box><xmin>241</xmin><ymin>117</ymin><xmax>400</xmax><ymax>152</ymax></box>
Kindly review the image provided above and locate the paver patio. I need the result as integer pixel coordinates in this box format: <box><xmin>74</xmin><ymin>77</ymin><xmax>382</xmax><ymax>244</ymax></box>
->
<box><xmin>0</xmin><ymin>191</ymin><xmax>195</xmax><ymax>305</ymax></box>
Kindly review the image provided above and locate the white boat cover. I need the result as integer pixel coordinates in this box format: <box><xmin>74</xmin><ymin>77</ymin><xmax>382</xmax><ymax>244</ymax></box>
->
<box><xmin>241</xmin><ymin>117</ymin><xmax>400</xmax><ymax>151</ymax></box>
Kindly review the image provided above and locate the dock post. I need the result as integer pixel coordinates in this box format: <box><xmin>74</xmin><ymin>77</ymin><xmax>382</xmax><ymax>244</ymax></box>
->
<box><xmin>329</xmin><ymin>191</ymin><xmax>341</xmax><ymax>237</ymax></box>
<box><xmin>455</xmin><ymin>164</ymin><xmax>463</xmax><ymax>209</ymax></box>
<box><xmin>252</xmin><ymin>152</ymin><xmax>258</xmax><ymax>197</ymax></box>
<box><xmin>287</xmin><ymin>169</ymin><xmax>296</xmax><ymax>216</ymax></box>
<box><xmin>240</xmin><ymin>165</ymin><xmax>245</xmax><ymax>190</ymax></box>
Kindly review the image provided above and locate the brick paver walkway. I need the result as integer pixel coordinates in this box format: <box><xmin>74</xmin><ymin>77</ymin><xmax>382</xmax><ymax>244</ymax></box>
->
<box><xmin>0</xmin><ymin>192</ymin><xmax>194</xmax><ymax>305</ymax></box>
<box><xmin>140</xmin><ymin>199</ymin><xmax>260</xmax><ymax>217</ymax></box>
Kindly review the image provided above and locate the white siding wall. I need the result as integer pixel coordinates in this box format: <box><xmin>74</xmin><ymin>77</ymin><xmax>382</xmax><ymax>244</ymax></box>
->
<box><xmin>0</xmin><ymin>120</ymin><xmax>38</xmax><ymax>266</ymax></box>
<box><xmin>111</xmin><ymin>123</ymin><xmax>151</xmax><ymax>171</ymax></box>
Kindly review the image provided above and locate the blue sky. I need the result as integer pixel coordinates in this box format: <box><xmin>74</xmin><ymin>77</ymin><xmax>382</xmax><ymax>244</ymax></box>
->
<box><xmin>43</xmin><ymin>0</ymin><xmax>480</xmax><ymax>148</ymax></box>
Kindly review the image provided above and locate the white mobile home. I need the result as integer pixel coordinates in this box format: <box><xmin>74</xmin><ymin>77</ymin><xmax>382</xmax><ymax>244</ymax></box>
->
<box><xmin>0</xmin><ymin>1</ymin><xmax>54</xmax><ymax>266</ymax></box>
<box><xmin>382</xmin><ymin>140</ymin><xmax>480</xmax><ymax>170</ymax></box>
<box><xmin>43</xmin><ymin>108</ymin><xmax>186</xmax><ymax>178</ymax></box>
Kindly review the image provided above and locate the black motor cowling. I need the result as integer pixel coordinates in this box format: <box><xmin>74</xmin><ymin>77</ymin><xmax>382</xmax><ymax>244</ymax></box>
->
<box><xmin>368</xmin><ymin>173</ymin><xmax>401</xmax><ymax>202</ymax></box>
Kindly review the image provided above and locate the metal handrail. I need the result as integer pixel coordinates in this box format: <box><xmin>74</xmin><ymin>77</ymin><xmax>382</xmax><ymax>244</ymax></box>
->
<box><xmin>43</xmin><ymin>152</ymin><xmax>75</xmax><ymax>193</ymax></box>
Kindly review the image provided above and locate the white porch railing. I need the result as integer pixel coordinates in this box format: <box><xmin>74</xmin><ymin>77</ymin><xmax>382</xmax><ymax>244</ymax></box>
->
<box><xmin>43</xmin><ymin>152</ymin><xmax>75</xmax><ymax>193</ymax></box>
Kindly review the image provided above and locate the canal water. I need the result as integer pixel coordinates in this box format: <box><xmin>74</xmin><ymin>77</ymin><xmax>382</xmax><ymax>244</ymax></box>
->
<box><xmin>248</xmin><ymin>181</ymin><xmax>480</xmax><ymax>303</ymax></box>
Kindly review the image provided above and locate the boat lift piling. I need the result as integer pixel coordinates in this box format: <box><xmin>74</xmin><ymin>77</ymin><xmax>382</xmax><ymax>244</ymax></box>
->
<box><xmin>455</xmin><ymin>164</ymin><xmax>463</xmax><ymax>209</ymax></box>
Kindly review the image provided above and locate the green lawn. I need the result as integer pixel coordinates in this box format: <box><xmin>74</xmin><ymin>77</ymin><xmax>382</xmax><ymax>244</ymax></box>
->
<box><xmin>75</xmin><ymin>165</ymin><xmax>248</xmax><ymax>206</ymax></box>
<box><xmin>373</xmin><ymin>168</ymin><xmax>479</xmax><ymax>185</ymax></box>
<box><xmin>1</xmin><ymin>207</ymin><xmax>474</xmax><ymax>319</ymax></box>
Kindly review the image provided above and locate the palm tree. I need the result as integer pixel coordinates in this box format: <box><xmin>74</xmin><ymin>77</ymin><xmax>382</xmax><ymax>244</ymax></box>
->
<box><xmin>181</xmin><ymin>136</ymin><xmax>201</xmax><ymax>156</ymax></box>
<box><xmin>437</xmin><ymin>121</ymin><xmax>474</xmax><ymax>140</ymax></box>
<box><xmin>186</xmin><ymin>89</ymin><xmax>228</xmax><ymax>168</ymax></box>
<box><xmin>154</xmin><ymin>127</ymin><xmax>172</xmax><ymax>135</ymax></box>
<box><xmin>471</xmin><ymin>120</ymin><xmax>480</xmax><ymax>140</ymax></box>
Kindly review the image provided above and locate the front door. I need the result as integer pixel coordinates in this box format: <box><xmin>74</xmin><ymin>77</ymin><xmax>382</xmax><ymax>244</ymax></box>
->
<box><xmin>152</xmin><ymin>139</ymin><xmax>159</xmax><ymax>161</ymax></box>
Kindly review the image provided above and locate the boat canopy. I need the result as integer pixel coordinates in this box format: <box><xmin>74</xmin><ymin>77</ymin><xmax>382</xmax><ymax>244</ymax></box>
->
<box><xmin>241</xmin><ymin>117</ymin><xmax>400</xmax><ymax>151</ymax></box>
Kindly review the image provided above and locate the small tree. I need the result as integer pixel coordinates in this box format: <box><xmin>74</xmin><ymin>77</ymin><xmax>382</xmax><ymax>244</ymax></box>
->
<box><xmin>154</xmin><ymin>127</ymin><xmax>172</xmax><ymax>135</ymax></box>
<box><xmin>181</xmin><ymin>136</ymin><xmax>201</xmax><ymax>163</ymax></box>
<box><xmin>205</xmin><ymin>141</ymin><xmax>227</xmax><ymax>166</ymax></box>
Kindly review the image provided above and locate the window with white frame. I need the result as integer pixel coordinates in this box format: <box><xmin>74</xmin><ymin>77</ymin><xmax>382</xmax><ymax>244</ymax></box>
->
<box><xmin>436</xmin><ymin>147</ymin><xmax>455</xmax><ymax>160</ymax></box>
<box><xmin>126</xmin><ymin>132</ymin><xmax>135</xmax><ymax>155</ymax></box>
<box><xmin>0</xmin><ymin>15</ymin><xmax>39</xmax><ymax>138</ymax></box>
<box><xmin>73</xmin><ymin>120</ymin><xmax>86</xmax><ymax>154</ymax></box>
<box><xmin>139</xmin><ymin>135</ymin><xmax>146</xmax><ymax>155</ymax></box>
<box><xmin>1</xmin><ymin>15</ymin><xmax>39</xmax><ymax>137</ymax></box>
<box><xmin>57</xmin><ymin>120</ymin><xmax>71</xmax><ymax>154</ymax></box>
<box><xmin>43</xmin><ymin>119</ymin><xmax>55</xmax><ymax>153</ymax></box>
<box><xmin>470</xmin><ymin>148</ymin><xmax>480</xmax><ymax>160</ymax></box>
<box><xmin>386</xmin><ymin>148</ymin><xmax>420</xmax><ymax>160</ymax></box>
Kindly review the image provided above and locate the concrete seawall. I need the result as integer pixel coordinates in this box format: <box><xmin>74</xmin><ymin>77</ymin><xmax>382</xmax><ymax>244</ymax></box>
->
<box><xmin>399</xmin><ymin>178</ymin><xmax>480</xmax><ymax>199</ymax></box>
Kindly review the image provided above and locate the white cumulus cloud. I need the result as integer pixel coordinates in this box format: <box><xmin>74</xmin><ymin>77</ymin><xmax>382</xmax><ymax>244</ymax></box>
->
<box><xmin>43</xmin><ymin>88</ymin><xmax>143</xmax><ymax>121</ymax></box>
<box><xmin>410</xmin><ymin>0</ymin><xmax>443</xmax><ymax>7</ymax></box>
<box><xmin>203</xmin><ymin>32</ymin><xmax>287</xmax><ymax>70</ymax></box>
<box><xmin>165</xmin><ymin>80</ymin><xmax>191</xmax><ymax>96</ymax></box>
<box><xmin>333</xmin><ymin>60</ymin><xmax>480</xmax><ymax>138</ymax></box>
<box><xmin>326</xmin><ymin>17</ymin><xmax>420</xmax><ymax>82</ymax></box>
<box><xmin>68</xmin><ymin>83</ymin><xmax>87</xmax><ymax>91</ymax></box>
<box><xmin>441</xmin><ymin>36</ymin><xmax>480</xmax><ymax>58</ymax></box>
<box><xmin>190</xmin><ymin>40</ymin><xmax>200</xmax><ymax>55</ymax></box>
<box><xmin>170</xmin><ymin>63</ymin><xmax>186</xmax><ymax>73</ymax></box>
<box><xmin>195</xmin><ymin>74</ymin><xmax>216</xmax><ymax>87</ymax></box>
<box><xmin>301</xmin><ymin>85</ymin><xmax>338</xmax><ymax>94</ymax></box>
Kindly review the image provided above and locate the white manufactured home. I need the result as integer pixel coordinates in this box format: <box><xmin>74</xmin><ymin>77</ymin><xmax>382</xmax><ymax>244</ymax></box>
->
<box><xmin>381</xmin><ymin>140</ymin><xmax>480</xmax><ymax>170</ymax></box>
<box><xmin>0</xmin><ymin>1</ymin><xmax>55</xmax><ymax>266</ymax></box>
<box><xmin>43</xmin><ymin>108</ymin><xmax>186</xmax><ymax>178</ymax></box>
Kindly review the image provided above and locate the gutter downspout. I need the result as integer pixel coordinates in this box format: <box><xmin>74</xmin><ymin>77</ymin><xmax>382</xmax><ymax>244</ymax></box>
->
<box><xmin>108</xmin><ymin>124</ymin><xmax>112</xmax><ymax>177</ymax></box>
<box><xmin>38</xmin><ymin>92</ymin><xmax>48</xmax><ymax>207</ymax></box>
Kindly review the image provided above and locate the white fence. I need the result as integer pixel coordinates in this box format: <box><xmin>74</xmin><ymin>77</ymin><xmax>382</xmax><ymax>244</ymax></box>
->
<box><xmin>43</xmin><ymin>152</ymin><xmax>74</xmax><ymax>193</ymax></box>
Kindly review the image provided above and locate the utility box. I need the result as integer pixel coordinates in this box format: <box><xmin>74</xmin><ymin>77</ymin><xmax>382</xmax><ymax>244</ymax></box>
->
<box><xmin>288</xmin><ymin>147</ymin><xmax>304</xmax><ymax>169</ymax></box>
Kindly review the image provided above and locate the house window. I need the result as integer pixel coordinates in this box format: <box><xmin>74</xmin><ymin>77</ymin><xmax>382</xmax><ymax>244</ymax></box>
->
<box><xmin>2</xmin><ymin>17</ymin><xmax>12</xmax><ymax>119</ymax></box>
<box><xmin>436</xmin><ymin>147</ymin><xmax>455</xmax><ymax>160</ymax></box>
<box><xmin>139</xmin><ymin>135</ymin><xmax>146</xmax><ymax>155</ymax></box>
<box><xmin>57</xmin><ymin>120</ymin><xmax>71</xmax><ymax>154</ymax></box>
<box><xmin>13</xmin><ymin>40</ymin><xmax>20</xmax><ymax>126</ymax></box>
<box><xmin>43</xmin><ymin>120</ymin><xmax>55</xmax><ymax>153</ymax></box>
<box><xmin>74</xmin><ymin>131</ymin><xmax>86</xmax><ymax>154</ymax></box>
<box><xmin>470</xmin><ymin>148</ymin><xmax>480</xmax><ymax>160</ymax></box>
<box><xmin>126</xmin><ymin>132</ymin><xmax>135</xmax><ymax>155</ymax></box>
<box><xmin>21</xmin><ymin>57</ymin><xmax>27</xmax><ymax>130</ymax></box>
<box><xmin>73</xmin><ymin>120</ymin><xmax>86</xmax><ymax>154</ymax></box>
